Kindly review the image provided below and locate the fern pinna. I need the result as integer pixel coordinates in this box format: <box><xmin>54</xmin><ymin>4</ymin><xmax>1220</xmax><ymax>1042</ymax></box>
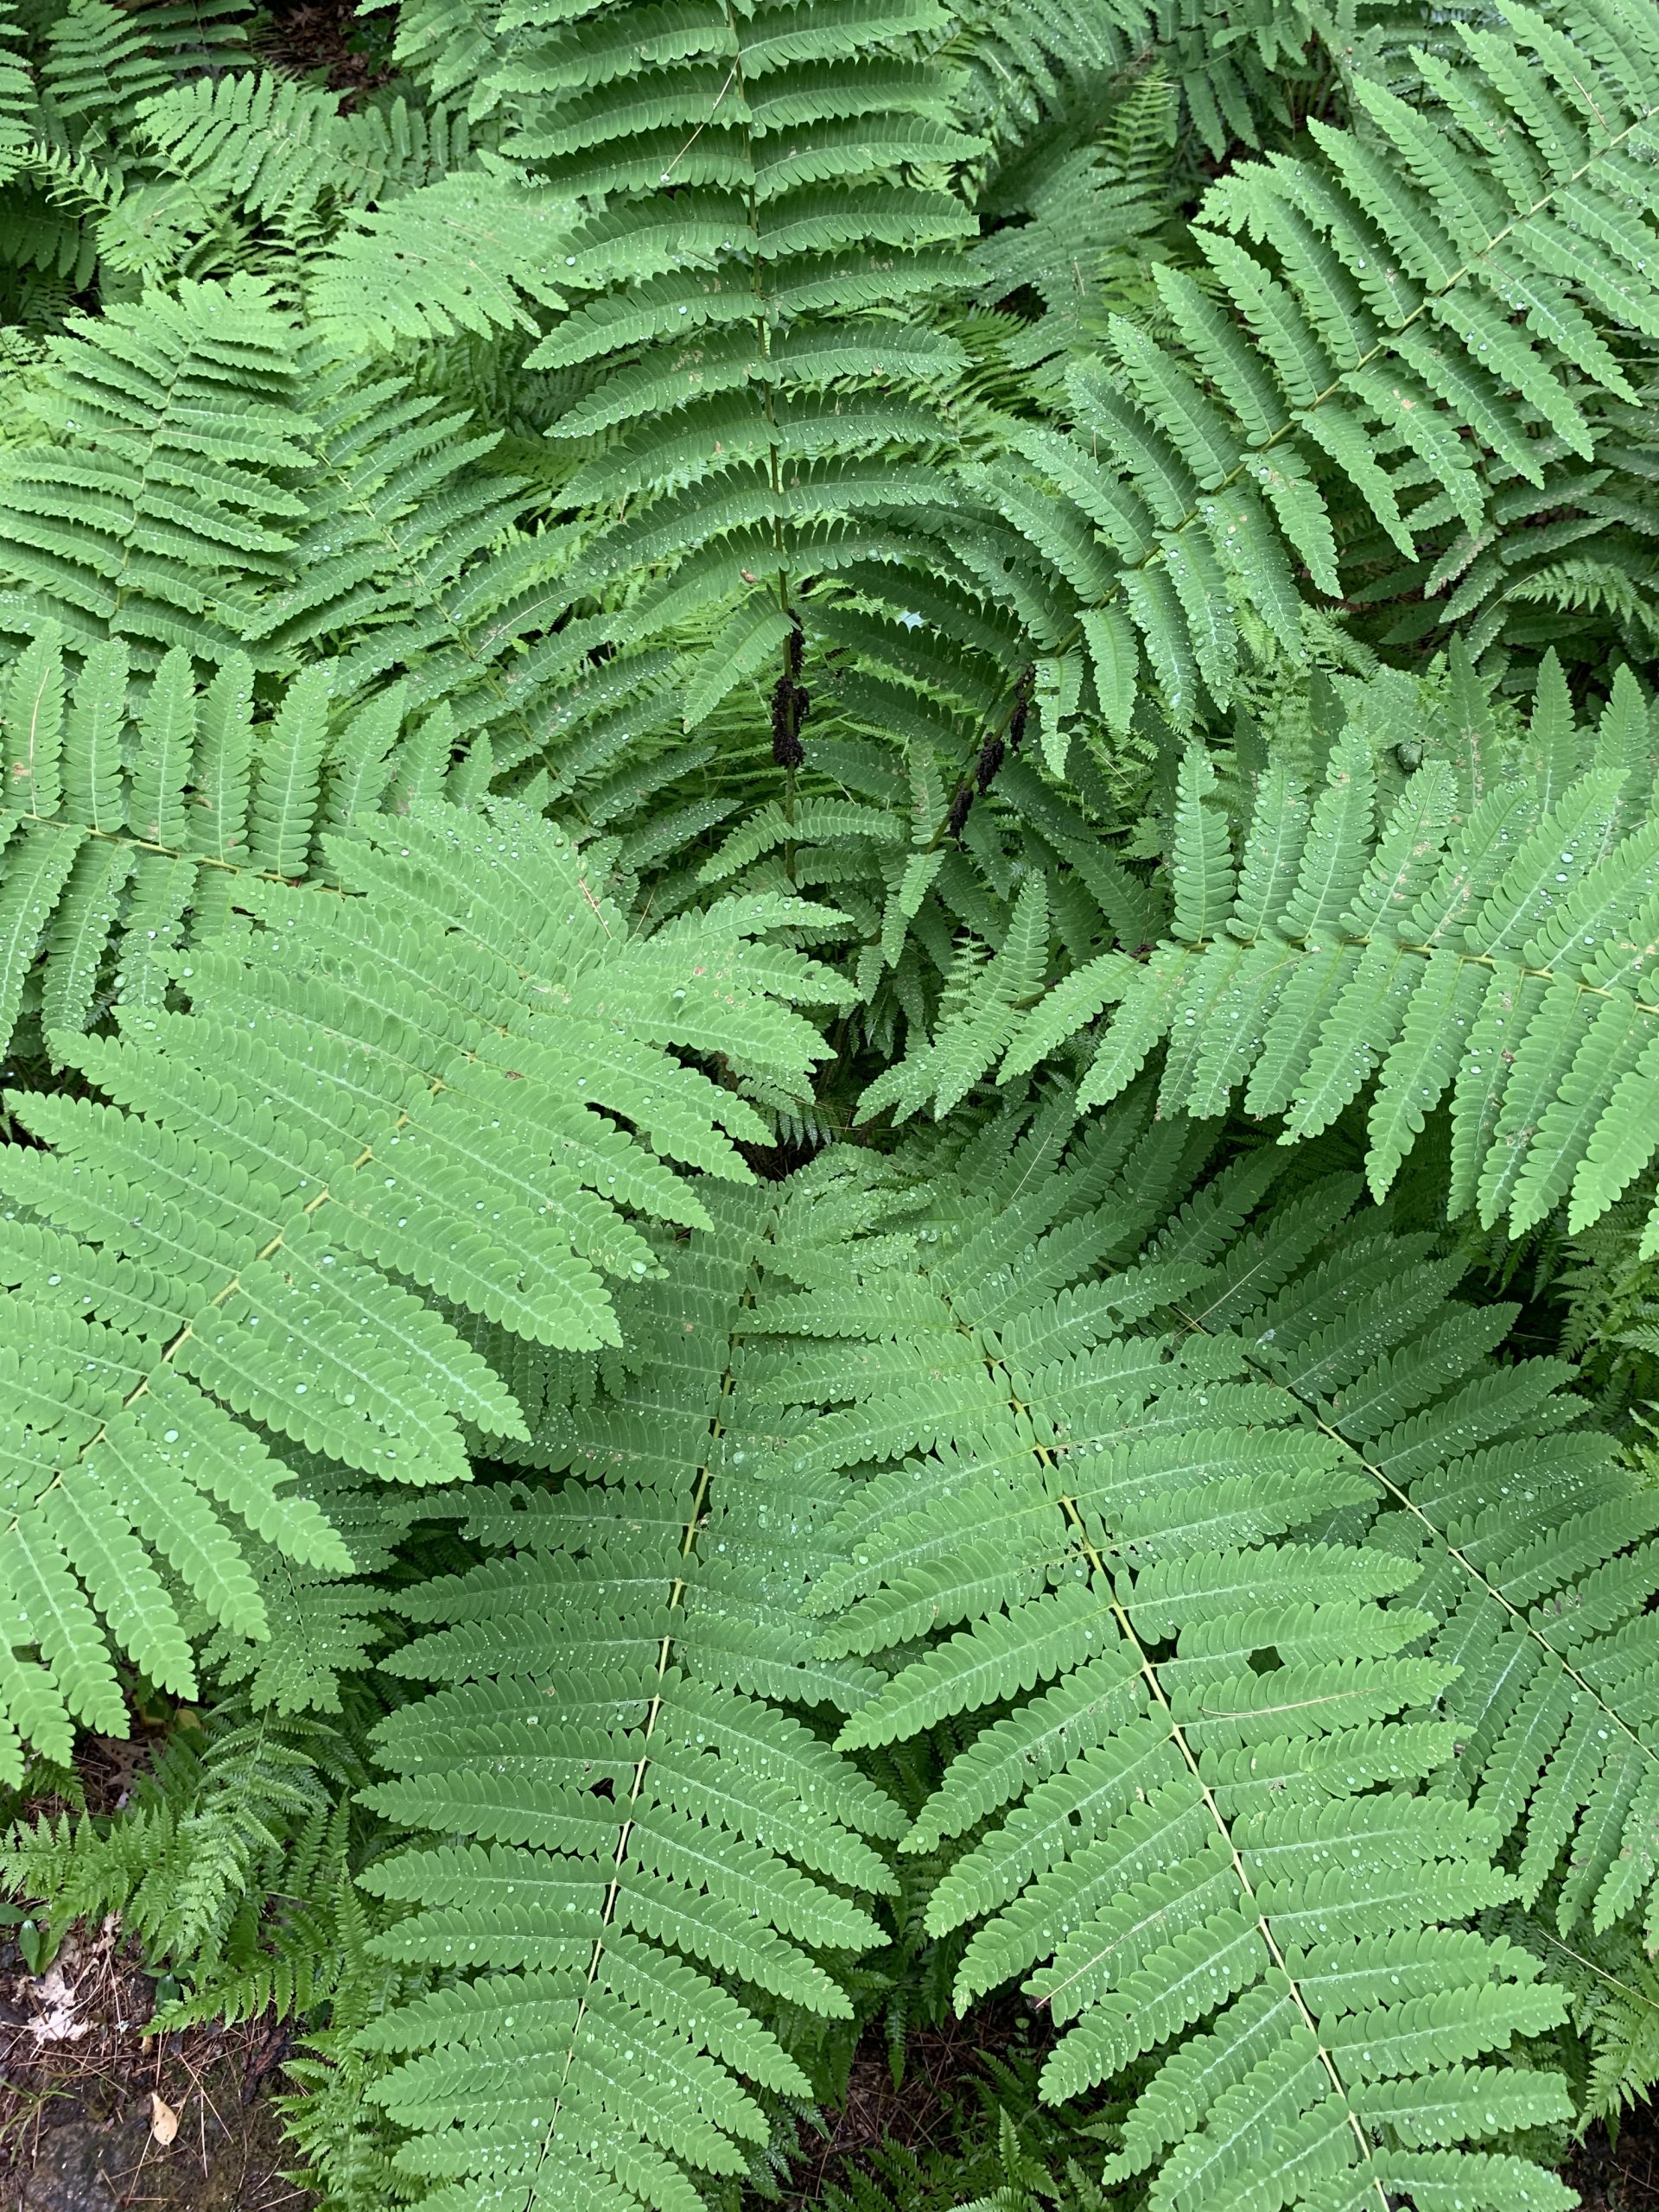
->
<box><xmin>0</xmin><ymin>798</ymin><xmax>844</xmax><ymax>1777</ymax></box>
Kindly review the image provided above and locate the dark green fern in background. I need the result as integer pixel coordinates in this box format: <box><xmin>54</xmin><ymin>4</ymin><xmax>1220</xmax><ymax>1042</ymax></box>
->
<box><xmin>3</xmin><ymin>0</ymin><xmax>1659</xmax><ymax>2207</ymax></box>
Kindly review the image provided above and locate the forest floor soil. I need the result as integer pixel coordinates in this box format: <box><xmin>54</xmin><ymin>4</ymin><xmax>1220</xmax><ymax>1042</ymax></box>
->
<box><xmin>255</xmin><ymin>0</ymin><xmax>392</xmax><ymax>99</ymax></box>
<box><xmin>0</xmin><ymin>1923</ymin><xmax>303</xmax><ymax>2211</ymax></box>
<box><xmin>1570</xmin><ymin>2116</ymin><xmax>1659</xmax><ymax>2212</ymax></box>
<box><xmin>782</xmin><ymin>2013</ymin><xmax>1015</xmax><ymax>2203</ymax></box>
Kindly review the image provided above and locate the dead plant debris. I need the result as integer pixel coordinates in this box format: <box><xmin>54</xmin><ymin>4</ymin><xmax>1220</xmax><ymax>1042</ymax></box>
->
<box><xmin>0</xmin><ymin>1920</ymin><xmax>308</xmax><ymax>2212</ymax></box>
<box><xmin>255</xmin><ymin>0</ymin><xmax>392</xmax><ymax>103</ymax></box>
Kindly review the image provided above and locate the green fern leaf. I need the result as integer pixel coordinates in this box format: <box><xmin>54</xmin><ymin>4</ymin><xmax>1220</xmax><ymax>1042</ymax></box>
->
<box><xmin>0</xmin><ymin>798</ymin><xmax>841</xmax><ymax>1763</ymax></box>
<box><xmin>793</xmin><ymin>1131</ymin><xmax>1584</xmax><ymax>2211</ymax></box>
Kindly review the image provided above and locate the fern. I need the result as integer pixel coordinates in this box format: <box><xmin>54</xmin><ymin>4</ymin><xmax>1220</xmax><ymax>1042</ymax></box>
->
<box><xmin>996</xmin><ymin>653</ymin><xmax>1659</xmax><ymax>1245</ymax></box>
<box><xmin>6</xmin><ymin>0</ymin><xmax>1659</xmax><ymax>2200</ymax></box>
<box><xmin>412</xmin><ymin>0</ymin><xmax>1029</xmax><ymax>791</ymax></box>
<box><xmin>782</xmin><ymin>1103</ymin><xmax>1614</xmax><ymax>2209</ymax></box>
<box><xmin>306</xmin><ymin>169</ymin><xmax>573</xmax><ymax>346</ymax></box>
<box><xmin>0</xmin><ymin>2</ymin><xmax>31</xmax><ymax>189</ymax></box>
<box><xmin>38</xmin><ymin>0</ymin><xmax>251</xmax><ymax>140</ymax></box>
<box><xmin>1497</xmin><ymin>1910</ymin><xmax>1659</xmax><ymax>2125</ymax></box>
<box><xmin>942</xmin><ymin>0</ymin><xmax>1659</xmax><ymax>737</ymax></box>
<box><xmin>2</xmin><ymin>1697</ymin><xmax>359</xmax><ymax>1985</ymax></box>
<box><xmin>0</xmin><ymin>281</ymin><xmax>652</xmax><ymax>809</ymax></box>
<box><xmin>0</xmin><ymin>277</ymin><xmax>320</xmax><ymax>659</ymax></box>
<box><xmin>0</xmin><ymin>794</ymin><xmax>845</xmax><ymax>1776</ymax></box>
<box><xmin>138</xmin><ymin>73</ymin><xmax>468</xmax><ymax>228</ymax></box>
<box><xmin>944</xmin><ymin>0</ymin><xmax>1334</xmax><ymax>167</ymax></box>
<box><xmin>353</xmin><ymin>1165</ymin><xmax>913</xmax><ymax>2209</ymax></box>
<box><xmin>0</xmin><ymin>633</ymin><xmax>454</xmax><ymax>1066</ymax></box>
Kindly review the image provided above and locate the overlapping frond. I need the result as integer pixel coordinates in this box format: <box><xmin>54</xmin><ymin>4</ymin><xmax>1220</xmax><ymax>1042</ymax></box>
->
<box><xmin>0</xmin><ymin>630</ymin><xmax>503</xmax><ymax>1068</ymax></box>
<box><xmin>0</xmin><ymin>283</ymin><xmax>614</xmax><ymax>800</ymax></box>
<box><xmin>773</xmin><ymin>1101</ymin><xmax>1648</xmax><ymax>2209</ymax></box>
<box><xmin>1002</xmin><ymin>652</ymin><xmax>1659</xmax><ymax>1243</ymax></box>
<box><xmin>354</xmin><ymin>1166</ymin><xmax>912</xmax><ymax>2209</ymax></box>
<box><xmin>38</xmin><ymin>0</ymin><xmax>251</xmax><ymax>139</ymax></box>
<box><xmin>957</xmin><ymin>0</ymin><xmax>1659</xmax><ymax>734</ymax></box>
<box><xmin>0</xmin><ymin>276</ymin><xmax>319</xmax><ymax>661</ymax></box>
<box><xmin>0</xmin><ymin>795</ymin><xmax>845</xmax><ymax>1775</ymax></box>
<box><xmin>305</xmin><ymin>169</ymin><xmax>572</xmax><ymax>346</ymax></box>
<box><xmin>138</xmin><ymin>73</ymin><xmax>469</xmax><ymax>227</ymax></box>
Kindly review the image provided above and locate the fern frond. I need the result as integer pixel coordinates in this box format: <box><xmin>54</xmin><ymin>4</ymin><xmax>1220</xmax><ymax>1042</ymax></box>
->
<box><xmin>353</xmin><ymin>1173</ymin><xmax>916</xmax><ymax>2209</ymax></box>
<box><xmin>307</xmin><ymin>171</ymin><xmax>575</xmax><ymax>346</ymax></box>
<box><xmin>0</xmin><ymin>796</ymin><xmax>844</xmax><ymax>1772</ymax></box>
<box><xmin>0</xmin><ymin>635</ymin><xmax>499</xmax><ymax>1065</ymax></box>
<box><xmin>40</xmin><ymin>0</ymin><xmax>250</xmax><ymax>139</ymax></box>
<box><xmin>1005</xmin><ymin>658</ymin><xmax>1659</xmax><ymax>1244</ymax></box>
<box><xmin>0</xmin><ymin>278</ymin><xmax>312</xmax><ymax>660</ymax></box>
<box><xmin>138</xmin><ymin>73</ymin><xmax>470</xmax><ymax>228</ymax></box>
<box><xmin>790</xmin><ymin>1120</ymin><xmax>1585</xmax><ymax>2211</ymax></box>
<box><xmin>946</xmin><ymin>2</ymin><xmax>1659</xmax><ymax>736</ymax></box>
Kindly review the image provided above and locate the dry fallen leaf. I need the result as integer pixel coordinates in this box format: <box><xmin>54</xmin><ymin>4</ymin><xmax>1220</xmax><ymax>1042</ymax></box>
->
<box><xmin>25</xmin><ymin>1962</ymin><xmax>87</xmax><ymax>2044</ymax></box>
<box><xmin>149</xmin><ymin>2091</ymin><xmax>180</xmax><ymax>2146</ymax></box>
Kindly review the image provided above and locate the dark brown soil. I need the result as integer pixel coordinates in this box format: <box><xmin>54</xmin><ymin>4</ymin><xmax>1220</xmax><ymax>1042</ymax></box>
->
<box><xmin>256</xmin><ymin>0</ymin><xmax>392</xmax><ymax>100</ymax></box>
<box><xmin>0</xmin><ymin>1923</ymin><xmax>307</xmax><ymax>2212</ymax></box>
<box><xmin>781</xmin><ymin>2002</ymin><xmax>1033</xmax><ymax>2206</ymax></box>
<box><xmin>1</xmin><ymin>1727</ymin><xmax>308</xmax><ymax>2212</ymax></box>
<box><xmin>1570</xmin><ymin>2111</ymin><xmax>1659</xmax><ymax>2212</ymax></box>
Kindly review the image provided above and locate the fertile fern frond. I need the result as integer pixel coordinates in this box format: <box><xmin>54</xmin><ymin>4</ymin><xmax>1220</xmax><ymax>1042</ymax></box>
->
<box><xmin>0</xmin><ymin>793</ymin><xmax>846</xmax><ymax>1776</ymax></box>
<box><xmin>353</xmin><ymin>1165</ymin><xmax>916</xmax><ymax>2210</ymax></box>
<box><xmin>778</xmin><ymin>1108</ymin><xmax>1587</xmax><ymax>2209</ymax></box>
<box><xmin>1001</xmin><ymin>653</ymin><xmax>1659</xmax><ymax>1243</ymax></box>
